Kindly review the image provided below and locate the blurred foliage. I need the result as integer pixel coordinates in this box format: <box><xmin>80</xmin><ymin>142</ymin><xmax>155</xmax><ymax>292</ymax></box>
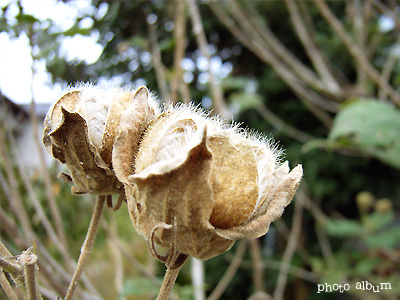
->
<box><xmin>305</xmin><ymin>100</ymin><xmax>400</xmax><ymax>169</ymax></box>
<box><xmin>1</xmin><ymin>0</ymin><xmax>400</xmax><ymax>300</ymax></box>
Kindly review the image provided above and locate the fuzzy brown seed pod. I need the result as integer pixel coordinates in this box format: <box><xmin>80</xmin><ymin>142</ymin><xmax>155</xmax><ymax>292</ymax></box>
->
<box><xmin>114</xmin><ymin>106</ymin><xmax>303</xmax><ymax>260</ymax></box>
<box><xmin>43</xmin><ymin>84</ymin><xmax>159</xmax><ymax>195</ymax></box>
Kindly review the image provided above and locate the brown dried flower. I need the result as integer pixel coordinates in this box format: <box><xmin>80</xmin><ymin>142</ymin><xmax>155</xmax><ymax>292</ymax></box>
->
<box><xmin>113</xmin><ymin>106</ymin><xmax>303</xmax><ymax>260</ymax></box>
<box><xmin>43</xmin><ymin>84</ymin><xmax>158</xmax><ymax>195</ymax></box>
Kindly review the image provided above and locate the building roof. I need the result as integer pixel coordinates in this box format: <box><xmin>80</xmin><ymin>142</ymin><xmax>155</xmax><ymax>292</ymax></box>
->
<box><xmin>0</xmin><ymin>92</ymin><xmax>50</xmax><ymax>131</ymax></box>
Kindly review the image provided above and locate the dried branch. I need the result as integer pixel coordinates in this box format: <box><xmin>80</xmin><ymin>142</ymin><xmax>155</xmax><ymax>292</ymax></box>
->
<box><xmin>367</xmin><ymin>0</ymin><xmax>400</xmax><ymax>30</ymax></box>
<box><xmin>257</xmin><ymin>103</ymin><xmax>314</xmax><ymax>143</ymax></box>
<box><xmin>106</xmin><ymin>216</ymin><xmax>125</xmax><ymax>299</ymax></box>
<box><xmin>207</xmin><ymin>240</ymin><xmax>247</xmax><ymax>300</ymax></box>
<box><xmin>0</xmin><ymin>268</ymin><xmax>19</xmax><ymax>300</ymax></box>
<box><xmin>147</xmin><ymin>13</ymin><xmax>171</xmax><ymax>102</ymax></box>
<box><xmin>0</xmin><ymin>240</ymin><xmax>12</xmax><ymax>257</ymax></box>
<box><xmin>8</xmin><ymin>133</ymin><xmax>73</xmax><ymax>267</ymax></box>
<box><xmin>284</xmin><ymin>0</ymin><xmax>341</xmax><ymax>95</ymax></box>
<box><xmin>27</xmin><ymin>30</ymin><xmax>69</xmax><ymax>256</ymax></box>
<box><xmin>19</xmin><ymin>252</ymin><xmax>43</xmax><ymax>300</ymax></box>
<box><xmin>209</xmin><ymin>1</ymin><xmax>335</xmax><ymax>127</ymax></box>
<box><xmin>187</xmin><ymin>0</ymin><xmax>229</xmax><ymax>117</ymax></box>
<box><xmin>240</xmin><ymin>257</ymin><xmax>320</xmax><ymax>283</ymax></box>
<box><xmin>64</xmin><ymin>196</ymin><xmax>106</xmax><ymax>300</ymax></box>
<box><xmin>249</xmin><ymin>239</ymin><xmax>267</xmax><ymax>294</ymax></box>
<box><xmin>380</xmin><ymin>35</ymin><xmax>400</xmax><ymax>101</ymax></box>
<box><xmin>0</xmin><ymin>205</ymin><xmax>74</xmax><ymax>296</ymax></box>
<box><xmin>0</xmin><ymin>208</ymin><xmax>26</xmax><ymax>253</ymax></box>
<box><xmin>352</xmin><ymin>0</ymin><xmax>369</xmax><ymax>90</ymax></box>
<box><xmin>274</xmin><ymin>220</ymin><xmax>311</xmax><ymax>264</ymax></box>
<box><xmin>315</xmin><ymin>225</ymin><xmax>335</xmax><ymax>268</ymax></box>
<box><xmin>313</xmin><ymin>0</ymin><xmax>400</xmax><ymax>105</ymax></box>
<box><xmin>101</xmin><ymin>220</ymin><xmax>159</xmax><ymax>285</ymax></box>
<box><xmin>0</xmin><ymin>129</ymin><xmax>35</xmax><ymax>242</ymax></box>
<box><xmin>273</xmin><ymin>190</ymin><xmax>305</xmax><ymax>300</ymax></box>
<box><xmin>0</xmin><ymin>256</ymin><xmax>22</xmax><ymax>277</ymax></box>
<box><xmin>171</xmin><ymin>0</ymin><xmax>188</xmax><ymax>104</ymax></box>
<box><xmin>6</xmin><ymin>133</ymin><xmax>99</xmax><ymax>298</ymax></box>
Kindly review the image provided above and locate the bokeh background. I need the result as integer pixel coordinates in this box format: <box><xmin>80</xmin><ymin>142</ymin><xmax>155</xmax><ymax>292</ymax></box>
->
<box><xmin>1</xmin><ymin>1</ymin><xmax>399</xmax><ymax>300</ymax></box>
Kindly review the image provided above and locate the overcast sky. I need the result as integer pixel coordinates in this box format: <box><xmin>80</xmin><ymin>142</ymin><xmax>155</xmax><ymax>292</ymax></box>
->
<box><xmin>0</xmin><ymin>0</ymin><xmax>103</xmax><ymax>104</ymax></box>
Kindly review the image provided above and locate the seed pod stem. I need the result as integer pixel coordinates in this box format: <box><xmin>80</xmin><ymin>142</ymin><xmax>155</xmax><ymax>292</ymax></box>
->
<box><xmin>156</xmin><ymin>265</ymin><xmax>182</xmax><ymax>300</ymax></box>
<box><xmin>64</xmin><ymin>195</ymin><xmax>106</xmax><ymax>300</ymax></box>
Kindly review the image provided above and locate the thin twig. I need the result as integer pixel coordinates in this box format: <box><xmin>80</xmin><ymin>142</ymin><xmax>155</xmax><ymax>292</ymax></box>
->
<box><xmin>315</xmin><ymin>225</ymin><xmax>335</xmax><ymax>269</ymax></box>
<box><xmin>367</xmin><ymin>0</ymin><xmax>400</xmax><ymax>30</ymax></box>
<box><xmin>207</xmin><ymin>240</ymin><xmax>247</xmax><ymax>300</ymax></box>
<box><xmin>0</xmin><ymin>210</ymin><xmax>69</xmax><ymax>297</ymax></box>
<box><xmin>8</xmin><ymin>132</ymin><xmax>73</xmax><ymax>267</ymax></box>
<box><xmin>0</xmin><ymin>128</ymin><xmax>35</xmax><ymax>241</ymax></box>
<box><xmin>249</xmin><ymin>238</ymin><xmax>267</xmax><ymax>295</ymax></box>
<box><xmin>0</xmin><ymin>240</ymin><xmax>12</xmax><ymax>257</ymax></box>
<box><xmin>209</xmin><ymin>1</ymin><xmax>334</xmax><ymax>127</ymax></box>
<box><xmin>273</xmin><ymin>190</ymin><xmax>305</xmax><ymax>300</ymax></box>
<box><xmin>0</xmin><ymin>256</ymin><xmax>23</xmax><ymax>277</ymax></box>
<box><xmin>283</xmin><ymin>0</ymin><xmax>341</xmax><ymax>95</ymax></box>
<box><xmin>106</xmin><ymin>215</ymin><xmax>125</xmax><ymax>300</ymax></box>
<box><xmin>313</xmin><ymin>0</ymin><xmax>400</xmax><ymax>106</ymax></box>
<box><xmin>147</xmin><ymin>12</ymin><xmax>171</xmax><ymax>101</ymax></box>
<box><xmin>257</xmin><ymin>103</ymin><xmax>314</xmax><ymax>143</ymax></box>
<box><xmin>379</xmin><ymin>35</ymin><xmax>400</xmax><ymax>101</ymax></box>
<box><xmin>235</xmin><ymin>0</ymin><xmax>329</xmax><ymax>97</ymax></box>
<box><xmin>238</xmin><ymin>258</ymin><xmax>320</xmax><ymax>283</ymax></box>
<box><xmin>274</xmin><ymin>220</ymin><xmax>311</xmax><ymax>264</ymax></box>
<box><xmin>19</xmin><ymin>252</ymin><xmax>43</xmax><ymax>300</ymax></box>
<box><xmin>187</xmin><ymin>0</ymin><xmax>228</xmax><ymax>117</ymax></box>
<box><xmin>64</xmin><ymin>195</ymin><xmax>106</xmax><ymax>300</ymax></box>
<box><xmin>0</xmin><ymin>268</ymin><xmax>20</xmax><ymax>300</ymax></box>
<box><xmin>171</xmin><ymin>0</ymin><xmax>188</xmax><ymax>104</ymax></box>
<box><xmin>352</xmin><ymin>0</ymin><xmax>369</xmax><ymax>92</ymax></box>
<box><xmin>101</xmin><ymin>219</ymin><xmax>159</xmax><ymax>284</ymax></box>
<box><xmin>27</xmin><ymin>27</ymin><xmax>70</xmax><ymax>257</ymax></box>
<box><xmin>5</xmin><ymin>133</ymin><xmax>98</xmax><ymax>298</ymax></box>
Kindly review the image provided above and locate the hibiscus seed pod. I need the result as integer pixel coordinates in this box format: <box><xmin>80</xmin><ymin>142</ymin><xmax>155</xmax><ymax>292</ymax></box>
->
<box><xmin>43</xmin><ymin>84</ymin><xmax>159</xmax><ymax>195</ymax></box>
<box><xmin>114</xmin><ymin>105</ymin><xmax>303</xmax><ymax>260</ymax></box>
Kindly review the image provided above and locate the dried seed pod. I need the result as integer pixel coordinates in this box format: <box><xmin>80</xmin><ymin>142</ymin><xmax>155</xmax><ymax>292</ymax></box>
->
<box><xmin>43</xmin><ymin>84</ymin><xmax>158</xmax><ymax>195</ymax></box>
<box><xmin>114</xmin><ymin>106</ymin><xmax>303</xmax><ymax>260</ymax></box>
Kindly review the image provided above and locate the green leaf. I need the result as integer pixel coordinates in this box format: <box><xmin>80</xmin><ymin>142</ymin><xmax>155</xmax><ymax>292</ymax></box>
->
<box><xmin>221</xmin><ymin>76</ymin><xmax>250</xmax><ymax>90</ymax></box>
<box><xmin>324</xmin><ymin>218</ymin><xmax>366</xmax><ymax>237</ymax></box>
<box><xmin>352</xmin><ymin>257</ymin><xmax>381</xmax><ymax>275</ymax></box>
<box><xmin>327</xmin><ymin>99</ymin><xmax>400</xmax><ymax>169</ymax></box>
<box><xmin>364</xmin><ymin>227</ymin><xmax>400</xmax><ymax>249</ymax></box>
<box><xmin>15</xmin><ymin>12</ymin><xmax>39</xmax><ymax>24</ymax></box>
<box><xmin>128</xmin><ymin>36</ymin><xmax>148</xmax><ymax>49</ymax></box>
<box><xmin>362</xmin><ymin>211</ymin><xmax>394</xmax><ymax>233</ymax></box>
<box><xmin>229</xmin><ymin>92</ymin><xmax>262</xmax><ymax>113</ymax></box>
<box><xmin>63</xmin><ymin>23</ymin><xmax>91</xmax><ymax>37</ymax></box>
<box><xmin>119</xmin><ymin>278</ymin><xmax>159</xmax><ymax>298</ymax></box>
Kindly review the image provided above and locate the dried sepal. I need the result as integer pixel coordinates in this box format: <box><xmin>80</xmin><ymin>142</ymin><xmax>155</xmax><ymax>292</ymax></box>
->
<box><xmin>48</xmin><ymin>107</ymin><xmax>121</xmax><ymax>195</ymax></box>
<box><xmin>112</xmin><ymin>87</ymin><xmax>158</xmax><ymax>184</ymax></box>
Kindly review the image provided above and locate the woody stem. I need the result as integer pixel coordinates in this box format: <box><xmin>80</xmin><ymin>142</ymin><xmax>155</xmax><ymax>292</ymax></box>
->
<box><xmin>156</xmin><ymin>266</ymin><xmax>182</xmax><ymax>300</ymax></box>
<box><xmin>64</xmin><ymin>195</ymin><xmax>106</xmax><ymax>300</ymax></box>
